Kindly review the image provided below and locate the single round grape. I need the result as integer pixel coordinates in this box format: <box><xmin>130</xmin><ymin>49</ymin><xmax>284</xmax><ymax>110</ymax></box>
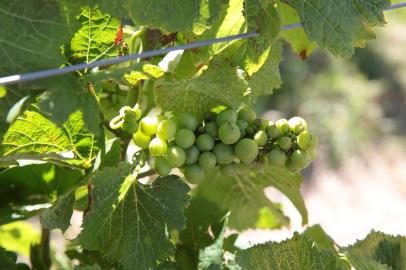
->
<box><xmin>175</xmin><ymin>112</ymin><xmax>199</xmax><ymax>131</ymax></box>
<box><xmin>204</xmin><ymin>122</ymin><xmax>218</xmax><ymax>138</ymax></box>
<box><xmin>218</xmin><ymin>123</ymin><xmax>241</xmax><ymax>144</ymax></box>
<box><xmin>220</xmin><ymin>163</ymin><xmax>236</xmax><ymax>176</ymax></box>
<box><xmin>308</xmin><ymin>134</ymin><xmax>319</xmax><ymax>150</ymax></box>
<box><xmin>290</xmin><ymin>149</ymin><xmax>311</xmax><ymax>170</ymax></box>
<box><xmin>140</xmin><ymin>116</ymin><xmax>158</xmax><ymax>135</ymax></box>
<box><xmin>166</xmin><ymin>146</ymin><xmax>186</xmax><ymax>167</ymax></box>
<box><xmin>149</xmin><ymin>137</ymin><xmax>168</xmax><ymax>157</ymax></box>
<box><xmin>198</xmin><ymin>152</ymin><xmax>217</xmax><ymax>169</ymax></box>
<box><xmin>275</xmin><ymin>119</ymin><xmax>290</xmax><ymax>134</ymax></box>
<box><xmin>297</xmin><ymin>130</ymin><xmax>311</xmax><ymax>150</ymax></box>
<box><xmin>157</xmin><ymin>119</ymin><xmax>177</xmax><ymax>140</ymax></box>
<box><xmin>123</xmin><ymin>110</ymin><xmax>138</xmax><ymax>122</ymax></box>
<box><xmin>266</xmin><ymin>125</ymin><xmax>281</xmax><ymax>139</ymax></box>
<box><xmin>184</xmin><ymin>165</ymin><xmax>205</xmax><ymax>184</ymax></box>
<box><xmin>308</xmin><ymin>148</ymin><xmax>317</xmax><ymax>160</ymax></box>
<box><xmin>213</xmin><ymin>143</ymin><xmax>234</xmax><ymax>164</ymax></box>
<box><xmin>253</xmin><ymin>130</ymin><xmax>268</xmax><ymax>147</ymax></box>
<box><xmin>237</xmin><ymin>107</ymin><xmax>256</xmax><ymax>123</ymax></box>
<box><xmin>196</xmin><ymin>134</ymin><xmax>215</xmax><ymax>152</ymax></box>
<box><xmin>132</xmin><ymin>130</ymin><xmax>151</xmax><ymax>149</ymax></box>
<box><xmin>234</xmin><ymin>138</ymin><xmax>259</xmax><ymax>163</ymax></box>
<box><xmin>154</xmin><ymin>157</ymin><xmax>171</xmax><ymax>176</ymax></box>
<box><xmin>267</xmin><ymin>148</ymin><xmax>287</xmax><ymax>166</ymax></box>
<box><xmin>121</xmin><ymin>119</ymin><xmax>138</xmax><ymax>134</ymax></box>
<box><xmin>175</xmin><ymin>129</ymin><xmax>196</xmax><ymax>149</ymax></box>
<box><xmin>216</xmin><ymin>109</ymin><xmax>238</xmax><ymax>126</ymax></box>
<box><xmin>185</xmin><ymin>146</ymin><xmax>200</xmax><ymax>164</ymax></box>
<box><xmin>278</xmin><ymin>136</ymin><xmax>292</xmax><ymax>151</ymax></box>
<box><xmin>288</xmin><ymin>117</ymin><xmax>308</xmax><ymax>134</ymax></box>
<box><xmin>237</xmin><ymin>120</ymin><xmax>249</xmax><ymax>134</ymax></box>
<box><xmin>285</xmin><ymin>160</ymin><xmax>299</xmax><ymax>172</ymax></box>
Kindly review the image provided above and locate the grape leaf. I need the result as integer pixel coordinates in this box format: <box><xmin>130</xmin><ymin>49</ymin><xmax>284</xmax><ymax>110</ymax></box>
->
<box><xmin>0</xmin><ymin>221</ymin><xmax>40</xmax><ymax>257</ymax></box>
<box><xmin>67</xmin><ymin>6</ymin><xmax>121</xmax><ymax>65</ymax></box>
<box><xmin>124</xmin><ymin>64</ymin><xmax>165</xmax><ymax>86</ymax></box>
<box><xmin>0</xmin><ymin>247</ymin><xmax>18</xmax><ymax>269</ymax></box>
<box><xmin>75</xmin><ymin>265</ymin><xmax>103</xmax><ymax>270</ymax></box>
<box><xmin>154</xmin><ymin>65</ymin><xmax>248</xmax><ymax>119</ymax></box>
<box><xmin>77</xmin><ymin>163</ymin><xmax>190</xmax><ymax>269</ymax></box>
<box><xmin>195</xmin><ymin>165</ymin><xmax>307</xmax><ymax>230</ymax></box>
<box><xmin>345</xmin><ymin>254</ymin><xmax>390</xmax><ymax>270</ymax></box>
<box><xmin>41</xmin><ymin>191</ymin><xmax>75</xmax><ymax>232</ymax></box>
<box><xmin>282</xmin><ymin>0</ymin><xmax>390</xmax><ymax>57</ymax></box>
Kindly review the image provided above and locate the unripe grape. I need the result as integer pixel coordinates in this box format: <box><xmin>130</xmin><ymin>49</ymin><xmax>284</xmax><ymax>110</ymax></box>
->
<box><xmin>219</xmin><ymin>123</ymin><xmax>241</xmax><ymax>144</ymax></box>
<box><xmin>157</xmin><ymin>119</ymin><xmax>177</xmax><ymax>140</ymax></box>
<box><xmin>266</xmin><ymin>125</ymin><xmax>281</xmax><ymax>139</ymax></box>
<box><xmin>267</xmin><ymin>148</ymin><xmax>287</xmax><ymax>166</ymax></box>
<box><xmin>184</xmin><ymin>165</ymin><xmax>205</xmax><ymax>184</ymax></box>
<box><xmin>133</xmin><ymin>130</ymin><xmax>151</xmax><ymax>149</ymax></box>
<box><xmin>308</xmin><ymin>148</ymin><xmax>317</xmax><ymax>160</ymax></box>
<box><xmin>121</xmin><ymin>119</ymin><xmax>138</xmax><ymax>134</ymax></box>
<box><xmin>175</xmin><ymin>129</ymin><xmax>196</xmax><ymax>149</ymax></box>
<box><xmin>234</xmin><ymin>138</ymin><xmax>259</xmax><ymax>163</ymax></box>
<box><xmin>253</xmin><ymin>130</ymin><xmax>268</xmax><ymax>146</ymax></box>
<box><xmin>288</xmin><ymin>117</ymin><xmax>308</xmax><ymax>134</ymax></box>
<box><xmin>285</xmin><ymin>160</ymin><xmax>299</xmax><ymax>172</ymax></box>
<box><xmin>213</xmin><ymin>143</ymin><xmax>234</xmax><ymax>164</ymax></box>
<box><xmin>297</xmin><ymin>131</ymin><xmax>311</xmax><ymax>150</ymax></box>
<box><xmin>220</xmin><ymin>163</ymin><xmax>237</xmax><ymax>176</ymax></box>
<box><xmin>167</xmin><ymin>146</ymin><xmax>186</xmax><ymax>167</ymax></box>
<box><xmin>175</xmin><ymin>112</ymin><xmax>199</xmax><ymax>131</ymax></box>
<box><xmin>237</xmin><ymin>120</ymin><xmax>249</xmax><ymax>134</ymax></box>
<box><xmin>275</xmin><ymin>119</ymin><xmax>290</xmax><ymax>134</ymax></box>
<box><xmin>185</xmin><ymin>146</ymin><xmax>200</xmax><ymax>164</ymax></box>
<box><xmin>290</xmin><ymin>149</ymin><xmax>311</xmax><ymax>169</ymax></box>
<box><xmin>278</xmin><ymin>136</ymin><xmax>292</xmax><ymax>151</ymax></box>
<box><xmin>154</xmin><ymin>157</ymin><xmax>171</xmax><ymax>176</ymax></box>
<box><xmin>308</xmin><ymin>134</ymin><xmax>319</xmax><ymax>150</ymax></box>
<box><xmin>140</xmin><ymin>116</ymin><xmax>158</xmax><ymax>135</ymax></box>
<box><xmin>217</xmin><ymin>109</ymin><xmax>238</xmax><ymax>126</ymax></box>
<box><xmin>198</xmin><ymin>152</ymin><xmax>217</xmax><ymax>169</ymax></box>
<box><xmin>238</xmin><ymin>107</ymin><xmax>256</xmax><ymax>123</ymax></box>
<box><xmin>149</xmin><ymin>137</ymin><xmax>168</xmax><ymax>157</ymax></box>
<box><xmin>196</xmin><ymin>134</ymin><xmax>215</xmax><ymax>152</ymax></box>
<box><xmin>204</xmin><ymin>122</ymin><xmax>218</xmax><ymax>138</ymax></box>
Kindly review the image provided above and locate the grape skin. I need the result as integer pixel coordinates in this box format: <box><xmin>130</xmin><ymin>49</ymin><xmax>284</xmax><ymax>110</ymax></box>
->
<box><xmin>167</xmin><ymin>146</ymin><xmax>186</xmax><ymax>167</ymax></box>
<box><xmin>175</xmin><ymin>129</ymin><xmax>196</xmax><ymax>149</ymax></box>
<box><xmin>234</xmin><ymin>139</ymin><xmax>259</xmax><ymax>163</ymax></box>
<box><xmin>218</xmin><ymin>123</ymin><xmax>241</xmax><ymax>144</ymax></box>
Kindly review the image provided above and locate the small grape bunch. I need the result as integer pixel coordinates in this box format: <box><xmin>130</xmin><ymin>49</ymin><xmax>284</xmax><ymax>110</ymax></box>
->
<box><xmin>109</xmin><ymin>105</ymin><xmax>142</xmax><ymax>134</ymax></box>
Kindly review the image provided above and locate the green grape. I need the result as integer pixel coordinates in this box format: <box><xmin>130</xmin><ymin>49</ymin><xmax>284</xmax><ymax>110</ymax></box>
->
<box><xmin>220</xmin><ymin>163</ymin><xmax>237</xmax><ymax>176</ymax></box>
<box><xmin>308</xmin><ymin>148</ymin><xmax>317</xmax><ymax>160</ymax></box>
<box><xmin>175</xmin><ymin>129</ymin><xmax>196</xmax><ymax>149</ymax></box>
<box><xmin>290</xmin><ymin>149</ymin><xmax>311</xmax><ymax>170</ymax></box>
<box><xmin>154</xmin><ymin>157</ymin><xmax>171</xmax><ymax>176</ymax></box>
<box><xmin>308</xmin><ymin>134</ymin><xmax>319</xmax><ymax>149</ymax></box>
<box><xmin>237</xmin><ymin>120</ymin><xmax>249</xmax><ymax>134</ymax></box>
<box><xmin>288</xmin><ymin>116</ymin><xmax>308</xmax><ymax>134</ymax></box>
<box><xmin>213</xmin><ymin>143</ymin><xmax>234</xmax><ymax>164</ymax></box>
<box><xmin>140</xmin><ymin>116</ymin><xmax>159</xmax><ymax>135</ymax></box>
<box><xmin>149</xmin><ymin>137</ymin><xmax>168</xmax><ymax>157</ymax></box>
<box><xmin>237</xmin><ymin>107</ymin><xmax>256</xmax><ymax>123</ymax></box>
<box><xmin>267</xmin><ymin>148</ymin><xmax>287</xmax><ymax>166</ymax></box>
<box><xmin>285</xmin><ymin>160</ymin><xmax>299</xmax><ymax>172</ymax></box>
<box><xmin>218</xmin><ymin>123</ymin><xmax>241</xmax><ymax>144</ymax></box>
<box><xmin>275</xmin><ymin>119</ymin><xmax>290</xmax><ymax>134</ymax></box>
<box><xmin>278</xmin><ymin>136</ymin><xmax>292</xmax><ymax>151</ymax></box>
<box><xmin>175</xmin><ymin>112</ymin><xmax>199</xmax><ymax>131</ymax></box>
<box><xmin>184</xmin><ymin>165</ymin><xmax>205</xmax><ymax>184</ymax></box>
<box><xmin>234</xmin><ymin>138</ymin><xmax>259</xmax><ymax>163</ymax></box>
<box><xmin>185</xmin><ymin>146</ymin><xmax>200</xmax><ymax>164</ymax></box>
<box><xmin>119</xmin><ymin>106</ymin><xmax>132</xmax><ymax>116</ymax></box>
<box><xmin>198</xmin><ymin>152</ymin><xmax>217</xmax><ymax>169</ymax></box>
<box><xmin>196</xmin><ymin>134</ymin><xmax>215</xmax><ymax>151</ymax></box>
<box><xmin>217</xmin><ymin>109</ymin><xmax>238</xmax><ymax>126</ymax></box>
<box><xmin>253</xmin><ymin>130</ymin><xmax>268</xmax><ymax>147</ymax></box>
<box><xmin>259</xmin><ymin>120</ymin><xmax>269</xmax><ymax>131</ymax></box>
<box><xmin>121</xmin><ymin>119</ymin><xmax>138</xmax><ymax>134</ymax></box>
<box><xmin>297</xmin><ymin>131</ymin><xmax>311</xmax><ymax>150</ymax></box>
<box><xmin>266</xmin><ymin>125</ymin><xmax>281</xmax><ymax>139</ymax></box>
<box><xmin>157</xmin><ymin>119</ymin><xmax>177</xmax><ymax>140</ymax></box>
<box><xmin>204</xmin><ymin>122</ymin><xmax>218</xmax><ymax>138</ymax></box>
<box><xmin>167</xmin><ymin>146</ymin><xmax>186</xmax><ymax>167</ymax></box>
<box><xmin>132</xmin><ymin>130</ymin><xmax>151</xmax><ymax>149</ymax></box>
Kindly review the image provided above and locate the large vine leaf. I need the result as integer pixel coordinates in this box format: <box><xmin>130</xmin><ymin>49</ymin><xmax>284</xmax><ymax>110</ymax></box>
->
<box><xmin>194</xmin><ymin>165</ymin><xmax>307</xmax><ymax>231</ymax></box>
<box><xmin>0</xmin><ymin>247</ymin><xmax>19</xmax><ymax>269</ymax></box>
<box><xmin>77</xmin><ymin>163</ymin><xmax>190</xmax><ymax>269</ymax></box>
<box><xmin>0</xmin><ymin>221</ymin><xmax>40</xmax><ymax>257</ymax></box>
<box><xmin>282</xmin><ymin>0</ymin><xmax>390</xmax><ymax>57</ymax></box>
<box><xmin>154</xmin><ymin>65</ymin><xmax>249</xmax><ymax>119</ymax></box>
<box><xmin>0</xmin><ymin>109</ymin><xmax>102</xmax><ymax>168</ymax></box>
<box><xmin>41</xmin><ymin>191</ymin><xmax>75</xmax><ymax>232</ymax></box>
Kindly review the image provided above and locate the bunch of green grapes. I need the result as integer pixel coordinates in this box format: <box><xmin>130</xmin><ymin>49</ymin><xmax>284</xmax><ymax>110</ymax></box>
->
<box><xmin>109</xmin><ymin>105</ymin><xmax>142</xmax><ymax>134</ymax></box>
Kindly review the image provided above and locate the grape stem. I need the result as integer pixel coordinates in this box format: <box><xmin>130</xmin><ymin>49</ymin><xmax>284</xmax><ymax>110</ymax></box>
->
<box><xmin>137</xmin><ymin>169</ymin><xmax>156</xmax><ymax>179</ymax></box>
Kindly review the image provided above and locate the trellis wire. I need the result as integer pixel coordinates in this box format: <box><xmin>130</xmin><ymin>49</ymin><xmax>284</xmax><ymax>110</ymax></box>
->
<box><xmin>0</xmin><ymin>2</ymin><xmax>405</xmax><ymax>86</ymax></box>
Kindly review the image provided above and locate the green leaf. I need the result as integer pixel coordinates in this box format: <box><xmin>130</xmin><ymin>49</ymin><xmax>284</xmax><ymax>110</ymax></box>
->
<box><xmin>276</xmin><ymin>1</ymin><xmax>316</xmax><ymax>59</ymax></box>
<box><xmin>282</xmin><ymin>0</ymin><xmax>390</xmax><ymax>57</ymax></box>
<box><xmin>0</xmin><ymin>247</ymin><xmax>18</xmax><ymax>269</ymax></box>
<box><xmin>236</xmin><ymin>233</ymin><xmax>345</xmax><ymax>270</ymax></box>
<box><xmin>0</xmin><ymin>221</ymin><xmax>40</xmax><ymax>257</ymax></box>
<box><xmin>77</xmin><ymin>163</ymin><xmax>190</xmax><ymax>269</ymax></box>
<box><xmin>67</xmin><ymin>6</ymin><xmax>121</xmax><ymax>65</ymax></box>
<box><xmin>75</xmin><ymin>264</ymin><xmax>103</xmax><ymax>270</ymax></box>
<box><xmin>155</xmin><ymin>65</ymin><xmax>248</xmax><ymax>119</ymax></box>
<box><xmin>41</xmin><ymin>191</ymin><xmax>75</xmax><ymax>232</ymax></box>
<box><xmin>124</xmin><ymin>64</ymin><xmax>165</xmax><ymax>86</ymax></box>
<box><xmin>303</xmin><ymin>225</ymin><xmax>337</xmax><ymax>252</ymax></box>
<box><xmin>0</xmin><ymin>109</ymin><xmax>101</xmax><ymax>168</ymax></box>
<box><xmin>195</xmin><ymin>165</ymin><xmax>307</xmax><ymax>230</ymax></box>
<box><xmin>345</xmin><ymin>254</ymin><xmax>390</xmax><ymax>270</ymax></box>
<box><xmin>343</xmin><ymin>231</ymin><xmax>406</xmax><ymax>270</ymax></box>
<box><xmin>97</xmin><ymin>138</ymin><xmax>122</xmax><ymax>169</ymax></box>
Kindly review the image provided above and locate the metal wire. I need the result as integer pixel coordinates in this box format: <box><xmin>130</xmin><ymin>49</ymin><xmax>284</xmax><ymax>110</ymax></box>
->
<box><xmin>0</xmin><ymin>2</ymin><xmax>405</xmax><ymax>86</ymax></box>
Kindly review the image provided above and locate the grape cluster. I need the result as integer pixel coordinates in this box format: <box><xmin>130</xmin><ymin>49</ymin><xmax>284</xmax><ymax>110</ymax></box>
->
<box><xmin>110</xmin><ymin>106</ymin><xmax>318</xmax><ymax>184</ymax></box>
